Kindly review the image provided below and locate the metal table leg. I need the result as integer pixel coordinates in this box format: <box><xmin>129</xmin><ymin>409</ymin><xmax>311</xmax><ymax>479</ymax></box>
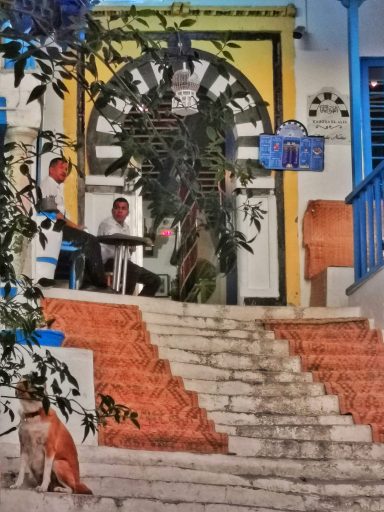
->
<box><xmin>121</xmin><ymin>245</ymin><xmax>129</xmax><ymax>295</ymax></box>
<box><xmin>115</xmin><ymin>244</ymin><xmax>124</xmax><ymax>293</ymax></box>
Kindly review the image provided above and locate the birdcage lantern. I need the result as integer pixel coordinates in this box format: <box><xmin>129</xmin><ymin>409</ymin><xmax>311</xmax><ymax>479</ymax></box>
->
<box><xmin>171</xmin><ymin>64</ymin><xmax>200</xmax><ymax>117</ymax></box>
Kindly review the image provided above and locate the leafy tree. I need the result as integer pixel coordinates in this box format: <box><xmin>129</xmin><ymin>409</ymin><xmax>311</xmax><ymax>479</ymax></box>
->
<box><xmin>0</xmin><ymin>1</ymin><xmax>266</xmax><ymax>436</ymax></box>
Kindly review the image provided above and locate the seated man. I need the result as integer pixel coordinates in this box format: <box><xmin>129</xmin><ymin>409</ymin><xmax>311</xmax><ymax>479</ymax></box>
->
<box><xmin>98</xmin><ymin>197</ymin><xmax>161</xmax><ymax>296</ymax></box>
<box><xmin>40</xmin><ymin>157</ymin><xmax>107</xmax><ymax>289</ymax></box>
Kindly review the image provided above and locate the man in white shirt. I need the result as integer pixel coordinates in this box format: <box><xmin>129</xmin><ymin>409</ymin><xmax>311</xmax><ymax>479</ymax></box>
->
<box><xmin>98</xmin><ymin>197</ymin><xmax>160</xmax><ymax>296</ymax></box>
<box><xmin>40</xmin><ymin>157</ymin><xmax>107</xmax><ymax>289</ymax></box>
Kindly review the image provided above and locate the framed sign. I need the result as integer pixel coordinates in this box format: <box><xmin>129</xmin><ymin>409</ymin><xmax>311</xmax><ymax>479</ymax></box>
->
<box><xmin>307</xmin><ymin>88</ymin><xmax>350</xmax><ymax>144</ymax></box>
<box><xmin>259</xmin><ymin>120</ymin><xmax>324</xmax><ymax>172</ymax></box>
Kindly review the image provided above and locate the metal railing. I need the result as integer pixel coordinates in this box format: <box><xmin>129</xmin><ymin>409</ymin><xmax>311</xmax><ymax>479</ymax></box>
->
<box><xmin>346</xmin><ymin>159</ymin><xmax>384</xmax><ymax>284</ymax></box>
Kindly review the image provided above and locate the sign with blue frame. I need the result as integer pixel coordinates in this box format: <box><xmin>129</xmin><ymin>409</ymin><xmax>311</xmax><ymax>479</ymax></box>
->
<box><xmin>259</xmin><ymin>120</ymin><xmax>324</xmax><ymax>172</ymax></box>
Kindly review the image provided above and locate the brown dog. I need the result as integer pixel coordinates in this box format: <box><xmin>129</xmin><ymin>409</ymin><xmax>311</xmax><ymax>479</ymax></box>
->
<box><xmin>11</xmin><ymin>379</ymin><xmax>92</xmax><ymax>494</ymax></box>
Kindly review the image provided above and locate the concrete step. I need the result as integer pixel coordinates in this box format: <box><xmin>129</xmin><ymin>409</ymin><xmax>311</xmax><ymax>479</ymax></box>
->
<box><xmin>3</xmin><ymin>442</ymin><xmax>384</xmax><ymax>482</ymax></box>
<box><xmin>163</xmin><ymin>349</ymin><xmax>302</xmax><ymax>372</ymax></box>
<box><xmin>43</xmin><ymin>288</ymin><xmax>363</xmax><ymax>321</ymax></box>
<box><xmin>169</xmin><ymin>361</ymin><xmax>313</xmax><ymax>383</ymax></box>
<box><xmin>183</xmin><ymin>379</ymin><xmax>325</xmax><ymax>397</ymax></box>
<box><xmin>142</xmin><ymin>311</ymin><xmax>263</xmax><ymax>331</ymax></box>
<box><xmin>209</xmin><ymin>411</ymin><xmax>354</xmax><ymax>426</ymax></box>
<box><xmin>224</xmin><ymin>424</ymin><xmax>372</xmax><ymax>442</ymax></box>
<box><xmin>4</xmin><ymin>486</ymin><xmax>384</xmax><ymax>512</ymax></box>
<box><xmin>147</xmin><ymin>323</ymin><xmax>276</xmax><ymax>340</ymax></box>
<box><xmin>198</xmin><ymin>393</ymin><xmax>340</xmax><ymax>415</ymax></box>
<box><xmin>229</xmin><ymin>436</ymin><xmax>384</xmax><ymax>460</ymax></box>
<box><xmin>151</xmin><ymin>333</ymin><xmax>288</xmax><ymax>355</ymax></box>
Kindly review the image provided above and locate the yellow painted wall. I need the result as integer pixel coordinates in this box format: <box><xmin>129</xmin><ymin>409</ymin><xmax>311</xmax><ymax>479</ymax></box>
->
<box><xmin>63</xmin><ymin>7</ymin><xmax>300</xmax><ymax>304</ymax></box>
<box><xmin>62</xmin><ymin>75</ymin><xmax>79</xmax><ymax>223</ymax></box>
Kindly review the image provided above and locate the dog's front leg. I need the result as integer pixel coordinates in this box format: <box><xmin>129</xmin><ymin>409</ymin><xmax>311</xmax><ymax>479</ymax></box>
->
<box><xmin>36</xmin><ymin>452</ymin><xmax>54</xmax><ymax>492</ymax></box>
<box><xmin>10</xmin><ymin>452</ymin><xmax>28</xmax><ymax>489</ymax></box>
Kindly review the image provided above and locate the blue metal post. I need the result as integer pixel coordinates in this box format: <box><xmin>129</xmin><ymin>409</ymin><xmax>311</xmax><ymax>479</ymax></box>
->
<box><xmin>337</xmin><ymin>0</ymin><xmax>366</xmax><ymax>186</ymax></box>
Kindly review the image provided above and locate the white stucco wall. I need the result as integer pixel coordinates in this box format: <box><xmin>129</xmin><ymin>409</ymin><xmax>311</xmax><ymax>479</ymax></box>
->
<box><xmin>294</xmin><ymin>0</ymin><xmax>384</xmax><ymax>306</ymax></box>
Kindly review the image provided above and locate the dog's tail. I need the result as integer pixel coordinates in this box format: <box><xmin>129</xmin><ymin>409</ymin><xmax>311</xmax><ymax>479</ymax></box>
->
<box><xmin>75</xmin><ymin>482</ymin><xmax>93</xmax><ymax>495</ymax></box>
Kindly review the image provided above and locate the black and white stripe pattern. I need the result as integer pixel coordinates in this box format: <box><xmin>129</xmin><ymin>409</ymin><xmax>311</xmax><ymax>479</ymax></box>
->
<box><xmin>87</xmin><ymin>49</ymin><xmax>271</xmax><ymax>176</ymax></box>
<box><xmin>308</xmin><ymin>92</ymin><xmax>350</xmax><ymax>118</ymax></box>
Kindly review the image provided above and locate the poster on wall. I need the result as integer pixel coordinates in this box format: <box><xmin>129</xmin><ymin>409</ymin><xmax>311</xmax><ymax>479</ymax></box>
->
<box><xmin>259</xmin><ymin>120</ymin><xmax>324</xmax><ymax>172</ymax></box>
<box><xmin>307</xmin><ymin>88</ymin><xmax>350</xmax><ymax>144</ymax></box>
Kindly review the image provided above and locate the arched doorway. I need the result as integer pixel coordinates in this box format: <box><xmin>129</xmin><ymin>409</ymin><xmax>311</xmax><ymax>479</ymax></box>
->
<box><xmin>86</xmin><ymin>36</ymin><xmax>284</xmax><ymax>304</ymax></box>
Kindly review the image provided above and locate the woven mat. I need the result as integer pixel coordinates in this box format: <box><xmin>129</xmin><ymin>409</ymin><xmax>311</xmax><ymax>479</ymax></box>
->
<box><xmin>42</xmin><ymin>298</ymin><xmax>228</xmax><ymax>454</ymax></box>
<box><xmin>303</xmin><ymin>200</ymin><xmax>353</xmax><ymax>279</ymax></box>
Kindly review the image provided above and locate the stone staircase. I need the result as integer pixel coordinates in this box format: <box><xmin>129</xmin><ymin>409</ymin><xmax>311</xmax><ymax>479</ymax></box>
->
<box><xmin>2</xmin><ymin>290</ymin><xmax>384</xmax><ymax>511</ymax></box>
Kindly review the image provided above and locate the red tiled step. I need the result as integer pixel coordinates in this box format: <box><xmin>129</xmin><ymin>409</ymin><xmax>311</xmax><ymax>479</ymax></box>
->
<box><xmin>289</xmin><ymin>339</ymin><xmax>384</xmax><ymax>356</ymax></box>
<box><xmin>370</xmin><ymin>425</ymin><xmax>384</xmax><ymax>443</ymax></box>
<box><xmin>313</xmin><ymin>369</ymin><xmax>384</xmax><ymax>382</ymax></box>
<box><xmin>99</xmin><ymin>426</ymin><xmax>228</xmax><ymax>454</ymax></box>
<box><xmin>276</xmin><ymin>329</ymin><xmax>374</xmax><ymax>342</ymax></box>
<box><xmin>337</xmin><ymin>393</ymin><xmax>384</xmax><ymax>414</ymax></box>
<box><xmin>301</xmin><ymin>354</ymin><xmax>384</xmax><ymax>372</ymax></box>
<box><xmin>325</xmin><ymin>381</ymin><xmax>384</xmax><ymax>396</ymax></box>
<box><xmin>97</xmin><ymin>383</ymin><xmax>200</xmax><ymax>408</ymax></box>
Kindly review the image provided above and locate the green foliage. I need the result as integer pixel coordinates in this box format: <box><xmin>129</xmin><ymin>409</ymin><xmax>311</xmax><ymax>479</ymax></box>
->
<box><xmin>185</xmin><ymin>259</ymin><xmax>217</xmax><ymax>303</ymax></box>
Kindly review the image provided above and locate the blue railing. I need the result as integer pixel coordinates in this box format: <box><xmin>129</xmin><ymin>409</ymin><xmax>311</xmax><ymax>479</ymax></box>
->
<box><xmin>346</xmin><ymin>159</ymin><xmax>384</xmax><ymax>284</ymax></box>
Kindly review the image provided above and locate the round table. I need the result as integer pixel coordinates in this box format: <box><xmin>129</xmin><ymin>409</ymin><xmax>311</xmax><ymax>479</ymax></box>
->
<box><xmin>98</xmin><ymin>234</ymin><xmax>149</xmax><ymax>294</ymax></box>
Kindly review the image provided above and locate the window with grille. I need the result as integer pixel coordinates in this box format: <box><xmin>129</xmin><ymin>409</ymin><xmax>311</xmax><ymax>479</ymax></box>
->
<box><xmin>361</xmin><ymin>58</ymin><xmax>384</xmax><ymax>176</ymax></box>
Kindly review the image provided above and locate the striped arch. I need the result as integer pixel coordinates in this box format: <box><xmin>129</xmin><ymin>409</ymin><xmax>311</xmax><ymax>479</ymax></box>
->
<box><xmin>86</xmin><ymin>49</ymin><xmax>272</xmax><ymax>175</ymax></box>
<box><xmin>308</xmin><ymin>92</ymin><xmax>350</xmax><ymax>118</ymax></box>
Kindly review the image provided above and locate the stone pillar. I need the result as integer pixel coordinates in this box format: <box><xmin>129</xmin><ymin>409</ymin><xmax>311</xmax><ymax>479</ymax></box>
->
<box><xmin>1</xmin><ymin>74</ymin><xmax>42</xmax><ymax>278</ymax></box>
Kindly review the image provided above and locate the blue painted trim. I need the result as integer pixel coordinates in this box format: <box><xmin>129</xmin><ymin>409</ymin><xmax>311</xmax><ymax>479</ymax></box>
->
<box><xmin>36</xmin><ymin>256</ymin><xmax>58</xmax><ymax>265</ymax></box>
<box><xmin>0</xmin><ymin>96</ymin><xmax>6</xmax><ymax>126</ymax></box>
<box><xmin>358</xmin><ymin>192</ymin><xmax>367</xmax><ymax>276</ymax></box>
<box><xmin>374</xmin><ymin>176</ymin><xmax>383</xmax><ymax>267</ymax></box>
<box><xmin>38</xmin><ymin>211</ymin><xmax>57</xmax><ymax>221</ymax></box>
<box><xmin>61</xmin><ymin>241</ymin><xmax>80</xmax><ymax>252</ymax></box>
<box><xmin>352</xmin><ymin>201</ymin><xmax>361</xmax><ymax>281</ymax></box>
<box><xmin>347</xmin><ymin>0</ymin><xmax>364</xmax><ymax>186</ymax></box>
<box><xmin>0</xmin><ymin>286</ymin><xmax>17</xmax><ymax>298</ymax></box>
<box><xmin>367</xmin><ymin>184</ymin><xmax>375</xmax><ymax>268</ymax></box>
<box><xmin>337</xmin><ymin>0</ymin><xmax>366</xmax><ymax>7</ymax></box>
<box><xmin>361</xmin><ymin>58</ymin><xmax>373</xmax><ymax>176</ymax></box>
<box><xmin>346</xmin><ymin>159</ymin><xmax>384</xmax><ymax>202</ymax></box>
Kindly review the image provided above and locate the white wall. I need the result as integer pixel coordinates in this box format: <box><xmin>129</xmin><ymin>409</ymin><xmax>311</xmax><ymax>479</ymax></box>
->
<box><xmin>349</xmin><ymin>268</ymin><xmax>384</xmax><ymax>329</ymax></box>
<box><xmin>294</xmin><ymin>0</ymin><xmax>384</xmax><ymax>305</ymax></box>
<box><xmin>0</xmin><ymin>347</ymin><xmax>96</xmax><ymax>446</ymax></box>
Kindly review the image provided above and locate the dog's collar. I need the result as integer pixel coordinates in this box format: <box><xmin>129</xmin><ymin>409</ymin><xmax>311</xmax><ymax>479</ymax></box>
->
<box><xmin>23</xmin><ymin>410</ymin><xmax>41</xmax><ymax>419</ymax></box>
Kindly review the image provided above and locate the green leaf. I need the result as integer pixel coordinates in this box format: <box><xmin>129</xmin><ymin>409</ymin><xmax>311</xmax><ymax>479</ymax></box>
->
<box><xmin>19</xmin><ymin>164</ymin><xmax>29</xmax><ymax>176</ymax></box>
<box><xmin>36</xmin><ymin>59</ymin><xmax>52</xmax><ymax>75</ymax></box>
<box><xmin>42</xmin><ymin>396</ymin><xmax>50</xmax><ymax>414</ymax></box>
<box><xmin>87</xmin><ymin>54</ymin><xmax>97</xmax><ymax>78</ymax></box>
<box><xmin>206</xmin><ymin>126</ymin><xmax>217</xmax><ymax>141</ymax></box>
<box><xmin>222</xmin><ymin>50</ymin><xmax>234</xmax><ymax>62</ymax></box>
<box><xmin>14</xmin><ymin>58</ymin><xmax>26</xmax><ymax>88</ymax></box>
<box><xmin>41</xmin><ymin>142</ymin><xmax>53</xmax><ymax>153</ymax></box>
<box><xmin>211</xmin><ymin>40</ymin><xmax>223</xmax><ymax>51</ymax></box>
<box><xmin>136</xmin><ymin>18</ymin><xmax>149</xmax><ymax>27</ymax></box>
<box><xmin>179</xmin><ymin>19</ymin><xmax>196</xmax><ymax>28</ymax></box>
<box><xmin>227</xmin><ymin>42</ymin><xmax>241</xmax><ymax>48</ymax></box>
<box><xmin>27</xmin><ymin>84</ymin><xmax>47</xmax><ymax>104</ymax></box>
<box><xmin>156</xmin><ymin>12</ymin><xmax>167</xmax><ymax>28</ymax></box>
<box><xmin>52</xmin><ymin>82</ymin><xmax>65</xmax><ymax>100</ymax></box>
